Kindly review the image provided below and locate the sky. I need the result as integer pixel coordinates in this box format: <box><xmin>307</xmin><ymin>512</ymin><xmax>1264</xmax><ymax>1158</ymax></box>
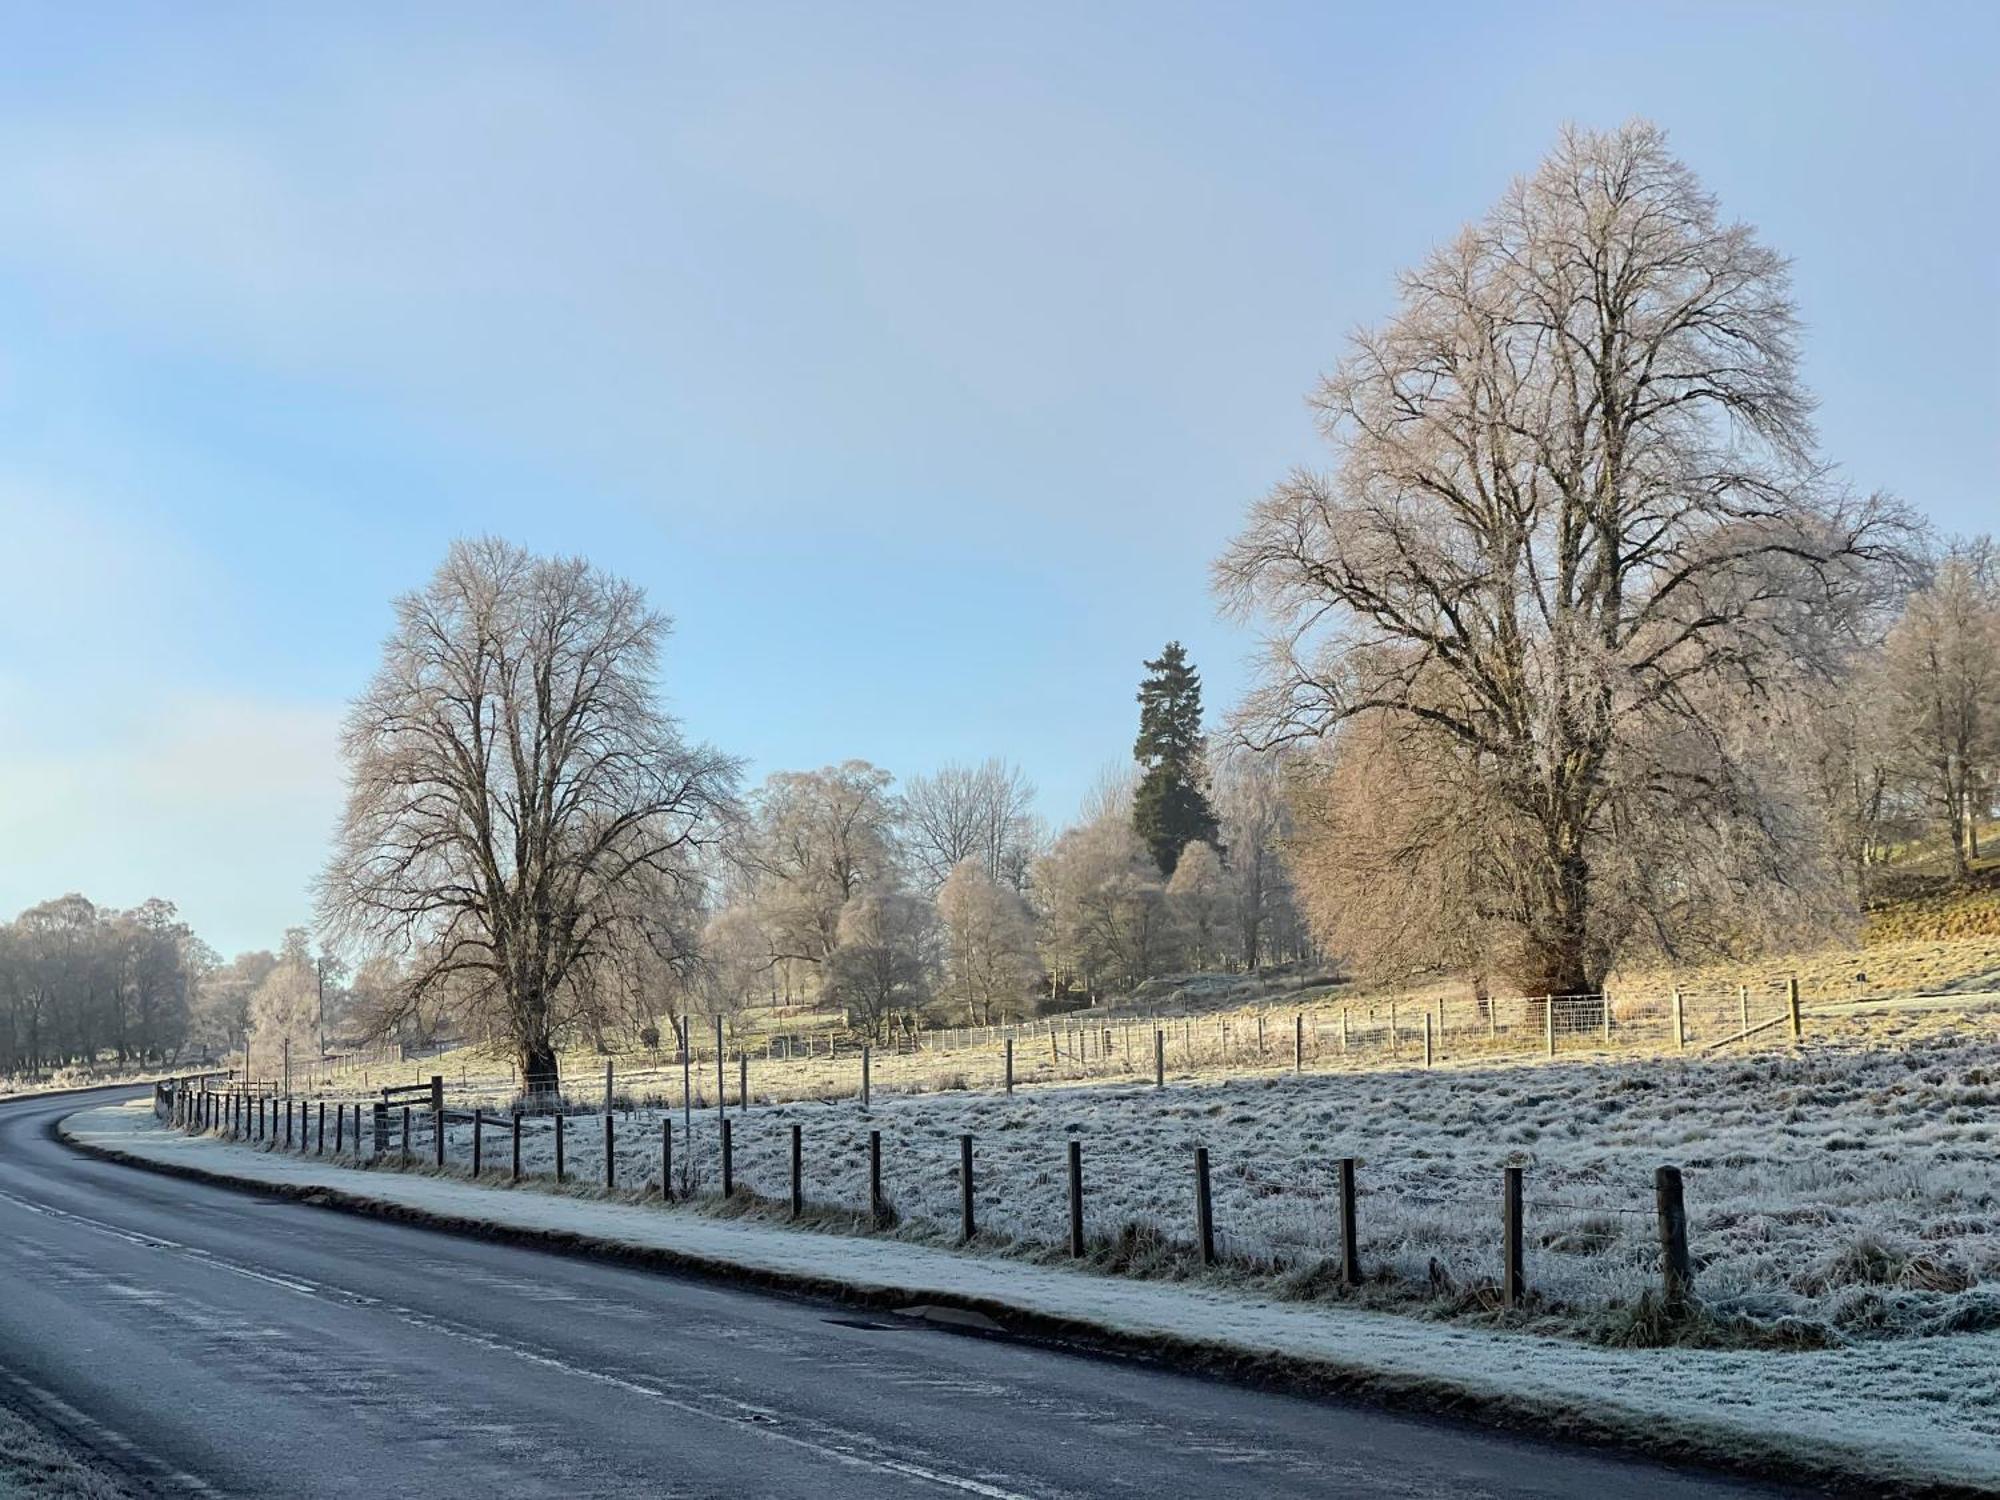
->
<box><xmin>0</xmin><ymin>2</ymin><xmax>1994</xmax><ymax>956</ymax></box>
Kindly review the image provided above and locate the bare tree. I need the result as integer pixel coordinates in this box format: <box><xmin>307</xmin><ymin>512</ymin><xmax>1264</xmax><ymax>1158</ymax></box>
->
<box><xmin>319</xmin><ymin>538</ymin><xmax>738</xmax><ymax>1094</ymax></box>
<box><xmin>741</xmin><ymin>761</ymin><xmax>903</xmax><ymax>968</ymax></box>
<box><xmin>823</xmin><ymin>891</ymin><xmax>936</xmax><ymax>1041</ymax></box>
<box><xmin>1211</xmin><ymin>748</ymin><xmax>1303</xmax><ymax>969</ymax></box>
<box><xmin>936</xmin><ymin>858</ymin><xmax>1040</xmax><ymax>1023</ymax></box>
<box><xmin>1031</xmin><ymin>815</ymin><xmax>1175</xmax><ymax>994</ymax></box>
<box><xmin>1217</xmin><ymin>121</ymin><xmax>1907</xmax><ymax>999</ymax></box>
<box><xmin>903</xmin><ymin>759</ymin><xmax>1038</xmax><ymax>893</ymax></box>
<box><xmin>1882</xmin><ymin>546</ymin><xmax>2000</xmax><ymax>881</ymax></box>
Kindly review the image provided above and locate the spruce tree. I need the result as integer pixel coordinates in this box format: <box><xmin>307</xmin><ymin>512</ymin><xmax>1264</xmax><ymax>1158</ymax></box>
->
<box><xmin>1132</xmin><ymin>641</ymin><xmax>1219</xmax><ymax>875</ymax></box>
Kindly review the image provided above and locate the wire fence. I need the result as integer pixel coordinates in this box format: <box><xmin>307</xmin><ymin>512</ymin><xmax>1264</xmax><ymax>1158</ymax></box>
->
<box><xmin>268</xmin><ymin>977</ymin><xmax>1830</xmax><ymax>1120</ymax></box>
<box><xmin>157</xmin><ymin>1074</ymin><xmax>1703</xmax><ymax>1318</ymax></box>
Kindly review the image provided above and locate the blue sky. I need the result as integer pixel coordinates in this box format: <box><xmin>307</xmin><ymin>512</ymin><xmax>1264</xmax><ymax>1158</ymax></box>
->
<box><xmin>1</xmin><ymin>2</ymin><xmax>1994</xmax><ymax>955</ymax></box>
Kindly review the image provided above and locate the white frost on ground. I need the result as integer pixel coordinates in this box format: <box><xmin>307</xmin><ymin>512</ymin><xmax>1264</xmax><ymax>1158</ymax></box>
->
<box><xmin>231</xmin><ymin>1016</ymin><xmax>2000</xmax><ymax>1341</ymax></box>
<box><xmin>69</xmin><ymin>1098</ymin><xmax>2000</xmax><ymax>1492</ymax></box>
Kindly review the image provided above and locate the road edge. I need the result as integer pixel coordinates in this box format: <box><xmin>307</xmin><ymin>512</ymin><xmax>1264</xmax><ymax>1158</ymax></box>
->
<box><xmin>57</xmin><ymin>1112</ymin><xmax>1993</xmax><ymax>1500</ymax></box>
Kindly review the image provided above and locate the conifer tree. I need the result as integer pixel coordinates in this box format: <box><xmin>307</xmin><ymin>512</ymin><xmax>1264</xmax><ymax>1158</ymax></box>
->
<box><xmin>1132</xmin><ymin>641</ymin><xmax>1219</xmax><ymax>875</ymax></box>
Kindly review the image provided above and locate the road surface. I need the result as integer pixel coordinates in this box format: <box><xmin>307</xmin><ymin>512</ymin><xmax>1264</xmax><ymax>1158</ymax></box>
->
<box><xmin>0</xmin><ymin>1087</ymin><xmax>1785</xmax><ymax>1498</ymax></box>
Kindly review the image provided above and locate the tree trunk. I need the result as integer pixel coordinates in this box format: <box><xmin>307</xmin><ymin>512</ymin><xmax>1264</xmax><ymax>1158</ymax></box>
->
<box><xmin>521</xmin><ymin>1038</ymin><xmax>559</xmax><ymax>1099</ymax></box>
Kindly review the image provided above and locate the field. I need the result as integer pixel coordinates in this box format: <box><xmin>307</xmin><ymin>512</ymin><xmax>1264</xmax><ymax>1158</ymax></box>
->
<box><xmin>223</xmin><ymin>993</ymin><xmax>2000</xmax><ymax>1349</ymax></box>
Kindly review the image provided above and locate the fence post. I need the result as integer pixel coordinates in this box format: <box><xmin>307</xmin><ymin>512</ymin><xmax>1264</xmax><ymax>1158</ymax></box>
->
<box><xmin>604</xmin><ymin>1058</ymin><xmax>614</xmax><ymax>1115</ymax></box>
<box><xmin>604</xmin><ymin>1112</ymin><xmax>615</xmax><ymax>1189</ymax></box>
<box><xmin>1672</xmin><ymin>988</ymin><xmax>1686</xmax><ymax>1051</ymax></box>
<box><xmin>1423</xmin><ymin>1011</ymin><xmax>1434</xmax><ymax>1068</ymax></box>
<box><xmin>1194</xmin><ymin>1146</ymin><xmax>1216</xmax><ymax>1267</ymax></box>
<box><xmin>869</xmin><ymin>1129</ymin><xmax>884</xmax><ymax>1226</ymax></box>
<box><xmin>1787</xmin><ymin>976</ymin><xmax>1802</xmax><ymax>1042</ymax></box>
<box><xmin>790</xmin><ymin>1124</ymin><xmax>803</xmax><ymax>1220</ymax></box>
<box><xmin>661</xmin><ymin>1119</ymin><xmax>672</xmax><ymax>1201</ymax></box>
<box><xmin>317</xmin><ymin>1101</ymin><xmax>325</xmax><ymax>1155</ymax></box>
<box><xmin>432</xmin><ymin>1076</ymin><xmax>445</xmax><ymax>1167</ymax></box>
<box><xmin>335</xmin><ymin>1102</ymin><xmax>344</xmax><ymax>1155</ymax></box>
<box><xmin>1294</xmin><ymin>1013</ymin><xmax>1303</xmax><ymax>1073</ymax></box>
<box><xmin>511</xmin><ymin>1111</ymin><xmax>521</xmax><ymax>1182</ymax></box>
<box><xmin>1655</xmin><ymin>1164</ymin><xmax>1693</xmax><ymax>1312</ymax></box>
<box><xmin>1340</xmin><ymin>1009</ymin><xmax>1350</xmax><ymax>1054</ymax></box>
<box><xmin>472</xmin><ymin>1111</ymin><xmax>483</xmax><ymax>1178</ymax></box>
<box><xmin>1502</xmin><ymin>1165</ymin><xmax>1525</xmax><ymax>1308</ymax></box>
<box><xmin>1067</xmin><ymin>1139</ymin><xmax>1084</xmax><ymax>1258</ymax></box>
<box><xmin>1004</xmin><ymin>1037</ymin><xmax>1014</xmax><ymax>1095</ymax></box>
<box><xmin>1154</xmin><ymin>1028</ymin><xmax>1164</xmax><ymax>1088</ymax></box>
<box><xmin>739</xmin><ymin>1053</ymin><xmax>748</xmax><ymax>1109</ymax></box>
<box><xmin>714</xmin><ymin>1015</ymin><xmax>726</xmax><ymax>1121</ymax></box>
<box><xmin>1257</xmin><ymin>1014</ymin><xmax>1265</xmax><ymax>1056</ymax></box>
<box><xmin>555</xmin><ymin>1111</ymin><xmax>566</xmax><ymax>1183</ymax></box>
<box><xmin>1739</xmin><ymin>984</ymin><xmax>1750</xmax><ymax>1033</ymax></box>
<box><xmin>1601</xmin><ymin>990</ymin><xmax>1611</xmax><ymax>1044</ymax></box>
<box><xmin>721</xmin><ymin>1117</ymin><xmax>734</xmax><ymax>1197</ymax></box>
<box><xmin>1544</xmin><ymin>996</ymin><xmax>1555</xmax><ymax>1057</ymax></box>
<box><xmin>958</xmin><ymin>1134</ymin><xmax>975</xmax><ymax>1243</ymax></box>
<box><xmin>1390</xmin><ymin>1000</ymin><xmax>1399</xmax><ymax>1056</ymax></box>
<box><xmin>862</xmin><ymin>1046</ymin><xmax>871</xmax><ymax>1110</ymax></box>
<box><xmin>400</xmin><ymin>1106</ymin><xmax>410</xmax><ymax>1164</ymax></box>
<box><xmin>1338</xmin><ymin>1157</ymin><xmax>1359</xmax><ymax>1286</ymax></box>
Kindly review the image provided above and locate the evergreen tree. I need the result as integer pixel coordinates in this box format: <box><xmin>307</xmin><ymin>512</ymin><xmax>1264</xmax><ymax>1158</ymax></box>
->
<box><xmin>1132</xmin><ymin>641</ymin><xmax>1219</xmax><ymax>874</ymax></box>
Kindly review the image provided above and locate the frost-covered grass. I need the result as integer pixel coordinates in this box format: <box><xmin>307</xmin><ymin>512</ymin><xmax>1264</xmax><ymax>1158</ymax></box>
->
<box><xmin>221</xmin><ymin>1004</ymin><xmax>2000</xmax><ymax>1347</ymax></box>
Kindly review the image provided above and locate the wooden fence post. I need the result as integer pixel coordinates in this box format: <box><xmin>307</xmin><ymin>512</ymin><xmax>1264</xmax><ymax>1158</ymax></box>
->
<box><xmin>1655</xmin><ymin>1164</ymin><xmax>1693</xmax><ymax>1311</ymax></box>
<box><xmin>661</xmin><ymin>1119</ymin><xmax>673</xmax><ymax>1201</ymax></box>
<box><xmin>1004</xmin><ymin>1037</ymin><xmax>1014</xmax><ymax>1095</ymax></box>
<box><xmin>721</xmin><ymin>1117</ymin><xmax>734</xmax><ymax>1197</ymax></box>
<box><xmin>432</xmin><ymin>1076</ymin><xmax>445</xmax><ymax>1168</ymax></box>
<box><xmin>1257</xmin><ymin>1014</ymin><xmax>1265</xmax><ymax>1056</ymax></box>
<box><xmin>1390</xmin><ymin>1000</ymin><xmax>1399</xmax><ymax>1056</ymax></box>
<box><xmin>472</xmin><ymin>1111</ymin><xmax>483</xmax><ymax>1178</ymax></box>
<box><xmin>1502</xmin><ymin>1165</ymin><xmax>1525</xmax><ymax>1308</ymax></box>
<box><xmin>1154</xmin><ymin>1029</ymin><xmax>1165</xmax><ymax>1087</ymax></box>
<box><xmin>1067</xmin><ymin>1139</ymin><xmax>1084</xmax><ymax>1258</ymax></box>
<box><xmin>739</xmin><ymin>1053</ymin><xmax>748</xmax><ymax>1109</ymax></box>
<box><xmin>862</xmin><ymin>1046</ymin><xmax>871</xmax><ymax>1110</ymax></box>
<box><xmin>1601</xmin><ymin>990</ymin><xmax>1612</xmax><ymax>1044</ymax></box>
<box><xmin>1194</xmin><ymin>1146</ymin><xmax>1216</xmax><ymax>1267</ymax></box>
<box><xmin>510</xmin><ymin>1111</ymin><xmax>520</xmax><ymax>1181</ymax></box>
<box><xmin>869</xmin><ymin>1129</ymin><xmax>884</xmax><ymax>1226</ymax></box>
<box><xmin>401</xmin><ymin>1106</ymin><xmax>411</xmax><ymax>1164</ymax></box>
<box><xmin>604</xmin><ymin>1112</ymin><xmax>615</xmax><ymax>1190</ymax></box>
<box><xmin>790</xmin><ymin>1124</ymin><xmax>803</xmax><ymax>1220</ymax></box>
<box><xmin>1787</xmin><ymin>976</ymin><xmax>1802</xmax><ymax>1042</ymax></box>
<box><xmin>1672</xmin><ymin>988</ymin><xmax>1686</xmax><ymax>1051</ymax></box>
<box><xmin>317</xmin><ymin>1101</ymin><xmax>325</xmax><ymax>1155</ymax></box>
<box><xmin>1544</xmin><ymin>996</ymin><xmax>1555</xmax><ymax>1057</ymax></box>
<box><xmin>335</xmin><ymin>1102</ymin><xmax>345</xmax><ymax>1154</ymax></box>
<box><xmin>555</xmin><ymin>1111</ymin><xmax>566</xmax><ymax>1184</ymax></box>
<box><xmin>1340</xmin><ymin>1009</ymin><xmax>1350</xmax><ymax>1055</ymax></box>
<box><xmin>1739</xmin><ymin>984</ymin><xmax>1750</xmax><ymax>1033</ymax></box>
<box><xmin>958</xmin><ymin>1134</ymin><xmax>975</xmax><ymax>1243</ymax></box>
<box><xmin>1338</xmin><ymin>1157</ymin><xmax>1359</xmax><ymax>1286</ymax></box>
<box><xmin>1424</xmin><ymin>1012</ymin><xmax>1434</xmax><ymax>1068</ymax></box>
<box><xmin>1294</xmin><ymin>1013</ymin><xmax>1303</xmax><ymax>1073</ymax></box>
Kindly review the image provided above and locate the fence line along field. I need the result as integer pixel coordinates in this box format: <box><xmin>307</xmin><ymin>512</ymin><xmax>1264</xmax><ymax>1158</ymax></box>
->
<box><xmin>274</xmin><ymin>929</ymin><xmax>2000</xmax><ymax>1119</ymax></box>
<box><xmin>174</xmin><ymin>989</ymin><xmax>2000</xmax><ymax>1350</ymax></box>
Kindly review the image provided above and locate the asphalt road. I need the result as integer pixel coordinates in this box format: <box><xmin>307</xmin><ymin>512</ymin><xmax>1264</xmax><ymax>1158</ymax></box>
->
<box><xmin>0</xmin><ymin>1087</ymin><xmax>1787</xmax><ymax>1499</ymax></box>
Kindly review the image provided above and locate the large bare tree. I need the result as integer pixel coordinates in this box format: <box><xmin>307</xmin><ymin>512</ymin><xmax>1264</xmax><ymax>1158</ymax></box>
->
<box><xmin>319</xmin><ymin>538</ymin><xmax>738</xmax><ymax>1093</ymax></box>
<box><xmin>1218</xmin><ymin>122</ymin><xmax>1906</xmax><ymax>999</ymax></box>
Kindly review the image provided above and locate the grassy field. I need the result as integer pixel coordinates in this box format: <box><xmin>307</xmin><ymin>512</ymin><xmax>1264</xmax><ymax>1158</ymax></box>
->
<box><xmin>207</xmin><ymin>992</ymin><xmax>2000</xmax><ymax>1350</ymax></box>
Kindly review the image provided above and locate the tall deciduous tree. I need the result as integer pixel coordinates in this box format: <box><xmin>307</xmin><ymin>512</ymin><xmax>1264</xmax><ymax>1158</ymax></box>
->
<box><xmin>903</xmin><ymin>759</ymin><xmax>1039</xmax><ymax>893</ymax></box>
<box><xmin>1218</xmin><ymin>122</ymin><xmax>1906</xmax><ymax>999</ymax></box>
<box><xmin>319</xmin><ymin>537</ymin><xmax>738</xmax><ymax>1094</ymax></box>
<box><xmin>1132</xmin><ymin>642</ymin><xmax>1218</xmax><ymax>876</ymax></box>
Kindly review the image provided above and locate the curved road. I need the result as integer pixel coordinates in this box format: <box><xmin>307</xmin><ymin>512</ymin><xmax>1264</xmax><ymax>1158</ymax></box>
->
<box><xmin>0</xmin><ymin>1087</ymin><xmax>1782</xmax><ymax>1499</ymax></box>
